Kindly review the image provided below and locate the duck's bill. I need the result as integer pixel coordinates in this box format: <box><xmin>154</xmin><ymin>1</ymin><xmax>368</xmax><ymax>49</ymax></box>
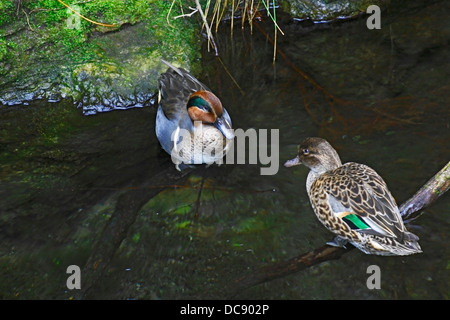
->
<box><xmin>284</xmin><ymin>157</ymin><xmax>301</xmax><ymax>167</ymax></box>
<box><xmin>214</xmin><ymin>116</ymin><xmax>234</xmax><ymax>140</ymax></box>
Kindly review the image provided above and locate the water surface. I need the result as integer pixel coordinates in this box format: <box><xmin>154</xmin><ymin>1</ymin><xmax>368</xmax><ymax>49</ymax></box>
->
<box><xmin>0</xmin><ymin>1</ymin><xmax>449</xmax><ymax>299</ymax></box>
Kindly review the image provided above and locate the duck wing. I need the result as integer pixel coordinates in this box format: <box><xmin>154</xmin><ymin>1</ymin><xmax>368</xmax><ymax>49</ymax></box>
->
<box><xmin>321</xmin><ymin>162</ymin><xmax>407</xmax><ymax>240</ymax></box>
<box><xmin>158</xmin><ymin>60</ymin><xmax>209</xmax><ymax>121</ymax></box>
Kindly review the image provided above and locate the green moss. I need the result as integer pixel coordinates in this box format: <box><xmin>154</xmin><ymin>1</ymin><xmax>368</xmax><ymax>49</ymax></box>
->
<box><xmin>146</xmin><ymin>0</ymin><xmax>201</xmax><ymax>67</ymax></box>
<box><xmin>19</xmin><ymin>0</ymin><xmax>198</xmax><ymax>64</ymax></box>
<box><xmin>175</xmin><ymin>220</ymin><xmax>191</xmax><ymax>229</ymax></box>
<box><xmin>1</xmin><ymin>0</ymin><xmax>202</xmax><ymax>109</ymax></box>
<box><xmin>132</xmin><ymin>232</ymin><xmax>141</xmax><ymax>243</ymax></box>
<box><xmin>0</xmin><ymin>0</ymin><xmax>15</xmax><ymax>26</ymax></box>
<box><xmin>0</xmin><ymin>37</ymin><xmax>7</xmax><ymax>61</ymax></box>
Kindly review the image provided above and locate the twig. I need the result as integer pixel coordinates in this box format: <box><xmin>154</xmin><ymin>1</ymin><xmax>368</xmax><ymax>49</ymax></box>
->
<box><xmin>260</xmin><ymin>0</ymin><xmax>285</xmax><ymax>35</ymax></box>
<box><xmin>194</xmin><ymin>175</ymin><xmax>206</xmax><ymax>219</ymax></box>
<box><xmin>217</xmin><ymin>56</ymin><xmax>245</xmax><ymax>96</ymax></box>
<box><xmin>173</xmin><ymin>7</ymin><xmax>199</xmax><ymax>20</ymax></box>
<box><xmin>22</xmin><ymin>9</ymin><xmax>34</xmax><ymax>31</ymax></box>
<box><xmin>166</xmin><ymin>0</ymin><xmax>176</xmax><ymax>27</ymax></box>
<box><xmin>195</xmin><ymin>0</ymin><xmax>219</xmax><ymax>56</ymax></box>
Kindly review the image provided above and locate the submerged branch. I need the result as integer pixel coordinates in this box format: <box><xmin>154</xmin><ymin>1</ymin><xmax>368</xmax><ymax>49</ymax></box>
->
<box><xmin>253</xmin><ymin>18</ymin><xmax>421</xmax><ymax>133</ymax></box>
<box><xmin>228</xmin><ymin>161</ymin><xmax>449</xmax><ymax>297</ymax></box>
<box><xmin>230</xmin><ymin>245</ymin><xmax>351</xmax><ymax>295</ymax></box>
<box><xmin>74</xmin><ymin>165</ymin><xmax>194</xmax><ymax>299</ymax></box>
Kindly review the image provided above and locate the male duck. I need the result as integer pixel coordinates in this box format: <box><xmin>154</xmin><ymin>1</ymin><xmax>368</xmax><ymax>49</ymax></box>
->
<box><xmin>284</xmin><ymin>137</ymin><xmax>422</xmax><ymax>256</ymax></box>
<box><xmin>156</xmin><ymin>59</ymin><xmax>234</xmax><ymax>170</ymax></box>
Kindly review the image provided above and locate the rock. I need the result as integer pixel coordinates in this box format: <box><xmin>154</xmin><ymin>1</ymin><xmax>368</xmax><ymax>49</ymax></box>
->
<box><xmin>280</xmin><ymin>0</ymin><xmax>385</xmax><ymax>22</ymax></box>
<box><xmin>0</xmin><ymin>0</ymin><xmax>201</xmax><ymax>114</ymax></box>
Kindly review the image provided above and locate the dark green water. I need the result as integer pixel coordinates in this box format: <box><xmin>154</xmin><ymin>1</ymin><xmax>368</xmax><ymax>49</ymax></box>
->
<box><xmin>0</xmin><ymin>2</ymin><xmax>449</xmax><ymax>299</ymax></box>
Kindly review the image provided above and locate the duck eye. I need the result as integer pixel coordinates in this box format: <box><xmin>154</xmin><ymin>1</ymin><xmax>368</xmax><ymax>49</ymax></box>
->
<box><xmin>302</xmin><ymin>148</ymin><xmax>309</xmax><ymax>155</ymax></box>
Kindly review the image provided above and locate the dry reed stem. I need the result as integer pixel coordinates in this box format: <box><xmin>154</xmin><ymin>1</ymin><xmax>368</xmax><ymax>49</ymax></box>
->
<box><xmin>56</xmin><ymin>0</ymin><xmax>116</xmax><ymax>27</ymax></box>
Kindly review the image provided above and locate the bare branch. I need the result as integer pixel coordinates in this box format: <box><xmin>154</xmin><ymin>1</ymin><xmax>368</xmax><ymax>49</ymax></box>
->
<box><xmin>400</xmin><ymin>161</ymin><xmax>450</xmax><ymax>222</ymax></box>
<box><xmin>173</xmin><ymin>7</ymin><xmax>199</xmax><ymax>20</ymax></box>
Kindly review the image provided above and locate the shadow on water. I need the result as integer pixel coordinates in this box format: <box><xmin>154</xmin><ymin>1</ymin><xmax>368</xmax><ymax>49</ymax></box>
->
<box><xmin>0</xmin><ymin>1</ymin><xmax>449</xmax><ymax>299</ymax></box>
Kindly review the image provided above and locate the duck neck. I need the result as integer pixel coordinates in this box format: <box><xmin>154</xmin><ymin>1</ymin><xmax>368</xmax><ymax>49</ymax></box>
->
<box><xmin>306</xmin><ymin>170</ymin><xmax>322</xmax><ymax>194</ymax></box>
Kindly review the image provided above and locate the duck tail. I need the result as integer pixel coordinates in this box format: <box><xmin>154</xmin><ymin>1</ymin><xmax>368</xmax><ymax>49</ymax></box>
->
<box><xmin>407</xmin><ymin>241</ymin><xmax>422</xmax><ymax>253</ymax></box>
<box><xmin>161</xmin><ymin>59</ymin><xmax>183</xmax><ymax>77</ymax></box>
<box><xmin>401</xmin><ymin>230</ymin><xmax>422</xmax><ymax>252</ymax></box>
<box><xmin>396</xmin><ymin>233</ymin><xmax>422</xmax><ymax>255</ymax></box>
<box><xmin>366</xmin><ymin>233</ymin><xmax>422</xmax><ymax>256</ymax></box>
<box><xmin>402</xmin><ymin>230</ymin><xmax>420</xmax><ymax>242</ymax></box>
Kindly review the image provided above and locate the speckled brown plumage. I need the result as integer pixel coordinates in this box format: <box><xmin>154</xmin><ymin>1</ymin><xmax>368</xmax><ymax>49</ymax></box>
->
<box><xmin>285</xmin><ymin>137</ymin><xmax>422</xmax><ymax>256</ymax></box>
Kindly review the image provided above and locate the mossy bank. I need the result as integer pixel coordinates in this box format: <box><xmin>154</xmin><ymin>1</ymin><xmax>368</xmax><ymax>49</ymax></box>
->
<box><xmin>0</xmin><ymin>0</ymin><xmax>386</xmax><ymax>113</ymax></box>
<box><xmin>0</xmin><ymin>0</ymin><xmax>202</xmax><ymax>114</ymax></box>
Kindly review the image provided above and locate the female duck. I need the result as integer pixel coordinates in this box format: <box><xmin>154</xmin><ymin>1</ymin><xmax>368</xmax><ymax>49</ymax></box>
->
<box><xmin>284</xmin><ymin>137</ymin><xmax>422</xmax><ymax>256</ymax></box>
<box><xmin>156</xmin><ymin>60</ymin><xmax>234</xmax><ymax>170</ymax></box>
